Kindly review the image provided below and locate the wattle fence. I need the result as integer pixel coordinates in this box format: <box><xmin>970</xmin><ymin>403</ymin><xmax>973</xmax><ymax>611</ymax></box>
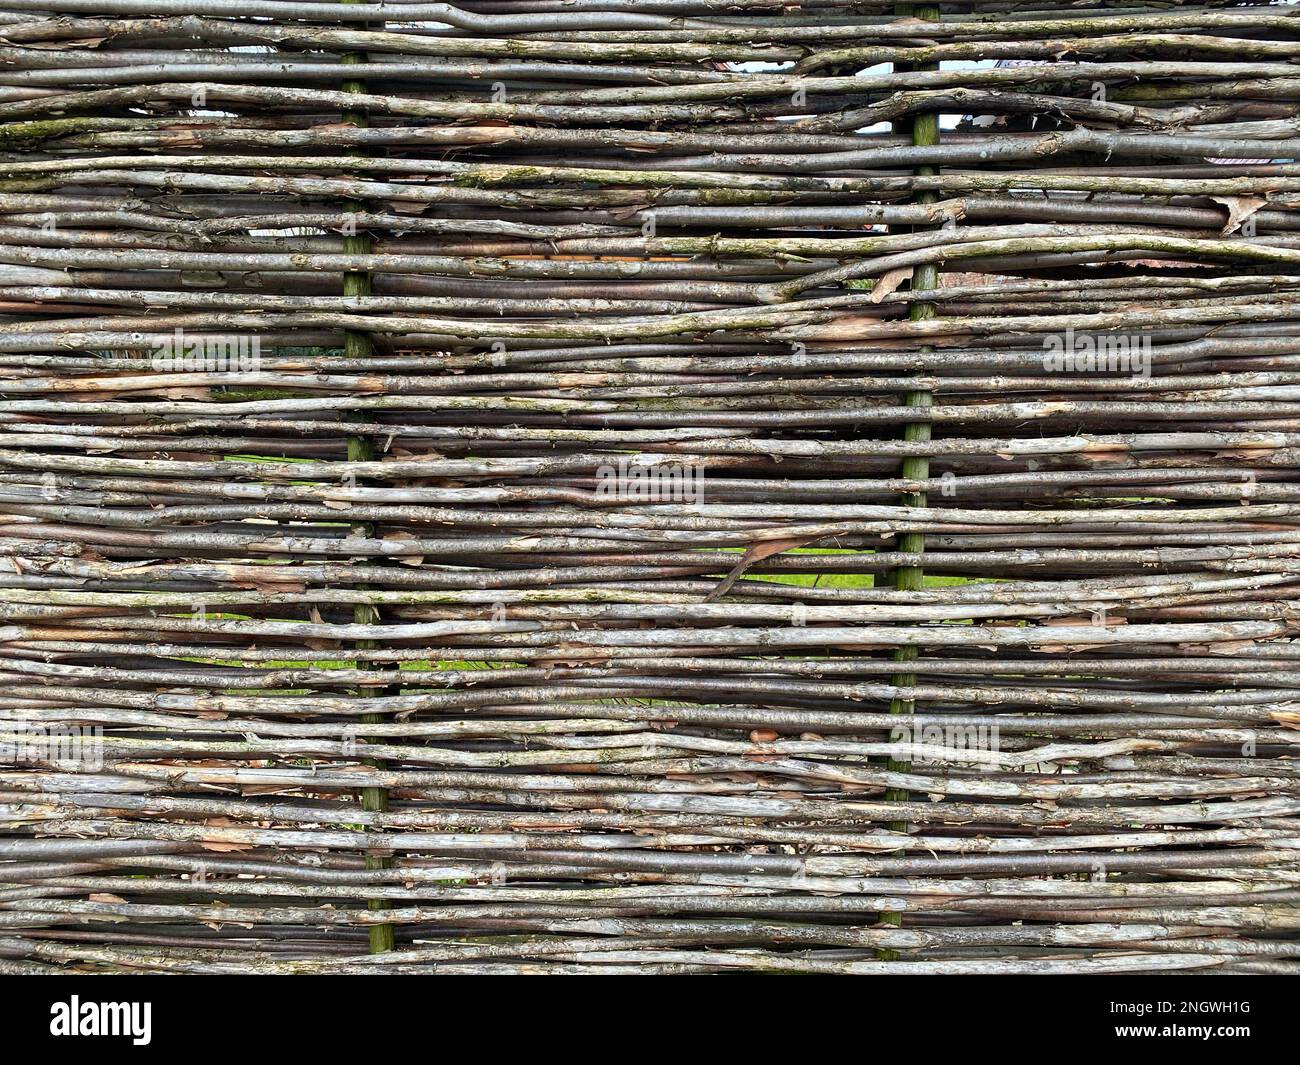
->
<box><xmin>1</xmin><ymin>0</ymin><xmax>1299</xmax><ymax>974</ymax></box>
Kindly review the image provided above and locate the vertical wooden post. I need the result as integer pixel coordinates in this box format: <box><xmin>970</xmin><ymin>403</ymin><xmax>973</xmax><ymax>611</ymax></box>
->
<box><xmin>879</xmin><ymin>1</ymin><xmax>941</xmax><ymax>955</ymax></box>
<box><xmin>340</xmin><ymin>0</ymin><xmax>393</xmax><ymax>955</ymax></box>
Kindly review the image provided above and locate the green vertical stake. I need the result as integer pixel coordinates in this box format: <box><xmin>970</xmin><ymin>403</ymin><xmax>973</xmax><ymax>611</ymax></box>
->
<box><xmin>340</xmin><ymin>0</ymin><xmax>393</xmax><ymax>955</ymax></box>
<box><xmin>879</xmin><ymin>2</ymin><xmax>941</xmax><ymax>956</ymax></box>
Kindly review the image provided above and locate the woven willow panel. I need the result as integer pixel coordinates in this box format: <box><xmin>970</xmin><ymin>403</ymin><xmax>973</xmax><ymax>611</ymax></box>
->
<box><xmin>1</xmin><ymin>0</ymin><xmax>1299</xmax><ymax>975</ymax></box>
